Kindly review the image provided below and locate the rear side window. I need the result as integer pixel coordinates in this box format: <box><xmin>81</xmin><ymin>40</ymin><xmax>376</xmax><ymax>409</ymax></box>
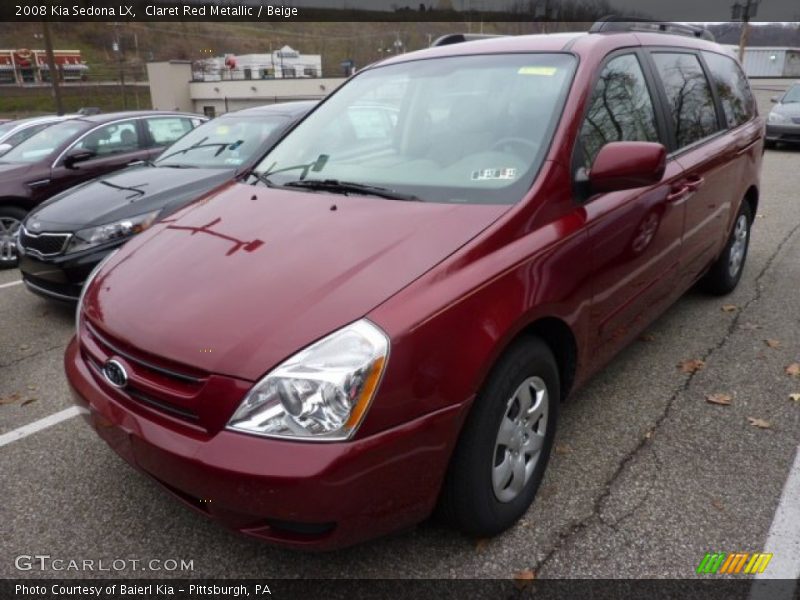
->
<box><xmin>146</xmin><ymin>117</ymin><xmax>194</xmax><ymax>145</ymax></box>
<box><xmin>702</xmin><ymin>51</ymin><xmax>755</xmax><ymax>128</ymax></box>
<box><xmin>651</xmin><ymin>53</ymin><xmax>720</xmax><ymax>149</ymax></box>
<box><xmin>578</xmin><ymin>54</ymin><xmax>659</xmax><ymax>169</ymax></box>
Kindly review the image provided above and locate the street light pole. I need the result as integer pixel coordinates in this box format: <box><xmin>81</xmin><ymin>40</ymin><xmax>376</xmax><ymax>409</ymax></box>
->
<box><xmin>42</xmin><ymin>21</ymin><xmax>64</xmax><ymax>115</ymax></box>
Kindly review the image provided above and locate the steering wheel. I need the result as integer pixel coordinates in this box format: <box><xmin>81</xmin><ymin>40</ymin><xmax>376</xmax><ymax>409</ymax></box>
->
<box><xmin>491</xmin><ymin>137</ymin><xmax>539</xmax><ymax>155</ymax></box>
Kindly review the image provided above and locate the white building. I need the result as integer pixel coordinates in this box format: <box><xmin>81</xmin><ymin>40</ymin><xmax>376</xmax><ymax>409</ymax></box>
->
<box><xmin>724</xmin><ymin>46</ymin><xmax>800</xmax><ymax>78</ymax></box>
<box><xmin>194</xmin><ymin>46</ymin><xmax>322</xmax><ymax>81</ymax></box>
<box><xmin>147</xmin><ymin>60</ymin><xmax>345</xmax><ymax>118</ymax></box>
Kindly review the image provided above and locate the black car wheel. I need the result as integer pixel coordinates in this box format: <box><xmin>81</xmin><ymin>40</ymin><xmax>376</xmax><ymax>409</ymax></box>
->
<box><xmin>0</xmin><ymin>206</ymin><xmax>26</xmax><ymax>269</ymax></box>
<box><xmin>437</xmin><ymin>336</ymin><xmax>559</xmax><ymax>537</ymax></box>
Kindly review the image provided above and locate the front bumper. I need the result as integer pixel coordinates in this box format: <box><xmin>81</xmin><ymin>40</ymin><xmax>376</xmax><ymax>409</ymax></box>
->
<box><xmin>18</xmin><ymin>245</ymin><xmax>117</xmax><ymax>302</ymax></box>
<box><xmin>765</xmin><ymin>123</ymin><xmax>800</xmax><ymax>143</ymax></box>
<box><xmin>65</xmin><ymin>337</ymin><xmax>466</xmax><ymax>550</ymax></box>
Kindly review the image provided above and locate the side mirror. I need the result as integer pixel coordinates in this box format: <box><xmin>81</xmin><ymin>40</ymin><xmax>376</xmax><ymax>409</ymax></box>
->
<box><xmin>63</xmin><ymin>148</ymin><xmax>95</xmax><ymax>169</ymax></box>
<box><xmin>771</xmin><ymin>96</ymin><xmax>780</xmax><ymax>104</ymax></box>
<box><xmin>589</xmin><ymin>141</ymin><xmax>666</xmax><ymax>195</ymax></box>
<box><xmin>0</xmin><ymin>143</ymin><xmax>11</xmax><ymax>156</ymax></box>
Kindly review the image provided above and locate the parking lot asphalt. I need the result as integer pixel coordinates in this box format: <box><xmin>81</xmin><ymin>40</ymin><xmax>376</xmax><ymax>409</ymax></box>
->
<box><xmin>1</xmin><ymin>87</ymin><xmax>799</xmax><ymax>581</ymax></box>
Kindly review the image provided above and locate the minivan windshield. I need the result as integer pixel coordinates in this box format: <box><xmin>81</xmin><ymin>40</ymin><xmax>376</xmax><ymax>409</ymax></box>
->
<box><xmin>0</xmin><ymin>120</ymin><xmax>87</xmax><ymax>164</ymax></box>
<box><xmin>254</xmin><ymin>53</ymin><xmax>576</xmax><ymax>204</ymax></box>
<box><xmin>156</xmin><ymin>114</ymin><xmax>289</xmax><ymax>169</ymax></box>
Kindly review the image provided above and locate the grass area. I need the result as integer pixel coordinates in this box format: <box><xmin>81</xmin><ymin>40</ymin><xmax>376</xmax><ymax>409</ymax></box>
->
<box><xmin>0</xmin><ymin>86</ymin><xmax>152</xmax><ymax>118</ymax></box>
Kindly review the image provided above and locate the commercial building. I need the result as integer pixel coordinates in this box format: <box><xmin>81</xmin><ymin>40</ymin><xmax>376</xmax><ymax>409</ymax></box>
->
<box><xmin>0</xmin><ymin>49</ymin><xmax>89</xmax><ymax>85</ymax></box>
<box><xmin>194</xmin><ymin>46</ymin><xmax>322</xmax><ymax>81</ymax></box>
<box><xmin>728</xmin><ymin>46</ymin><xmax>800</xmax><ymax>78</ymax></box>
<box><xmin>147</xmin><ymin>60</ymin><xmax>345</xmax><ymax>117</ymax></box>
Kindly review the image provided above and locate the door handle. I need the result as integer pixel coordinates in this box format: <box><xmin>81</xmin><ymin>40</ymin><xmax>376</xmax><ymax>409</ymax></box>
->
<box><xmin>685</xmin><ymin>176</ymin><xmax>705</xmax><ymax>192</ymax></box>
<box><xmin>667</xmin><ymin>186</ymin><xmax>689</xmax><ymax>203</ymax></box>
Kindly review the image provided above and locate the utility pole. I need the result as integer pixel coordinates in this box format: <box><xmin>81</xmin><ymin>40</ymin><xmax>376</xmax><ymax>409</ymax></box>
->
<box><xmin>732</xmin><ymin>0</ymin><xmax>760</xmax><ymax>62</ymax></box>
<box><xmin>112</xmin><ymin>23</ymin><xmax>128</xmax><ymax>109</ymax></box>
<box><xmin>42</xmin><ymin>21</ymin><xmax>64</xmax><ymax>115</ymax></box>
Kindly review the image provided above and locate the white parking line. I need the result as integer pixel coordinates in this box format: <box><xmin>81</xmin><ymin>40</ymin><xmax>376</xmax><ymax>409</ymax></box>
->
<box><xmin>0</xmin><ymin>279</ymin><xmax>22</xmax><ymax>290</ymax></box>
<box><xmin>749</xmin><ymin>446</ymin><xmax>800</xmax><ymax>600</ymax></box>
<box><xmin>0</xmin><ymin>406</ymin><xmax>85</xmax><ymax>448</ymax></box>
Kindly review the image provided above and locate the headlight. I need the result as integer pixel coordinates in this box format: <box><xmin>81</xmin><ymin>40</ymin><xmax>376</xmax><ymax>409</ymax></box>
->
<box><xmin>227</xmin><ymin>319</ymin><xmax>389</xmax><ymax>441</ymax></box>
<box><xmin>76</xmin><ymin>250</ymin><xmax>117</xmax><ymax>334</ymax></box>
<box><xmin>768</xmin><ymin>111</ymin><xmax>789</xmax><ymax>124</ymax></box>
<box><xmin>67</xmin><ymin>210</ymin><xmax>159</xmax><ymax>254</ymax></box>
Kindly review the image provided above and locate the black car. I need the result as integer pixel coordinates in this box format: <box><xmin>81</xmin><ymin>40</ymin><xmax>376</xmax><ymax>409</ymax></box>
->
<box><xmin>18</xmin><ymin>101</ymin><xmax>315</xmax><ymax>301</ymax></box>
<box><xmin>0</xmin><ymin>110</ymin><xmax>205</xmax><ymax>268</ymax></box>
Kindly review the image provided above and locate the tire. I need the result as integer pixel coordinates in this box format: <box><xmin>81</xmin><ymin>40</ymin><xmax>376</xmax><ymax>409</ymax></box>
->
<box><xmin>764</xmin><ymin>140</ymin><xmax>777</xmax><ymax>150</ymax></box>
<box><xmin>700</xmin><ymin>201</ymin><xmax>752</xmax><ymax>296</ymax></box>
<box><xmin>0</xmin><ymin>205</ymin><xmax>26</xmax><ymax>270</ymax></box>
<box><xmin>437</xmin><ymin>336</ymin><xmax>559</xmax><ymax>537</ymax></box>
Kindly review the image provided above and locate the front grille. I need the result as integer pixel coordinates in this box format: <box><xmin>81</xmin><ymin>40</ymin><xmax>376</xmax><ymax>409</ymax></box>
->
<box><xmin>19</xmin><ymin>227</ymin><xmax>70</xmax><ymax>257</ymax></box>
<box><xmin>83</xmin><ymin>322</ymin><xmax>207</xmax><ymax>427</ymax></box>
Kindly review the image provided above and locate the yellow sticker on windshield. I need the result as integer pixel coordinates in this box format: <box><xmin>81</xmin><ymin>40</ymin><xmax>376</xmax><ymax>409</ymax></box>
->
<box><xmin>215</xmin><ymin>125</ymin><xmax>230</xmax><ymax>134</ymax></box>
<box><xmin>518</xmin><ymin>66</ymin><xmax>557</xmax><ymax>76</ymax></box>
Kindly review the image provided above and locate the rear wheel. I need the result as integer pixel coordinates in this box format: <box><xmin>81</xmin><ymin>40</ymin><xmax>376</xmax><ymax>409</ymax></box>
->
<box><xmin>437</xmin><ymin>336</ymin><xmax>559</xmax><ymax>537</ymax></box>
<box><xmin>0</xmin><ymin>206</ymin><xmax>25</xmax><ymax>270</ymax></box>
<box><xmin>700</xmin><ymin>201</ymin><xmax>752</xmax><ymax>295</ymax></box>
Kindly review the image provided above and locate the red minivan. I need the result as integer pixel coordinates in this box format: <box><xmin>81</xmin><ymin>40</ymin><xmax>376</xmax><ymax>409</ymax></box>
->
<box><xmin>66</xmin><ymin>21</ymin><xmax>764</xmax><ymax>550</ymax></box>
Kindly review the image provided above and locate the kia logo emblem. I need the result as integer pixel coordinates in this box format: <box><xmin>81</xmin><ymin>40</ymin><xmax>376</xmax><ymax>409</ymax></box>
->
<box><xmin>102</xmin><ymin>359</ymin><xmax>128</xmax><ymax>388</ymax></box>
<box><xmin>30</xmin><ymin>221</ymin><xmax>41</xmax><ymax>231</ymax></box>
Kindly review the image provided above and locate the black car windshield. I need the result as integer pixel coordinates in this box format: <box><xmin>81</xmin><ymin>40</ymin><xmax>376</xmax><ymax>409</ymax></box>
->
<box><xmin>155</xmin><ymin>114</ymin><xmax>289</xmax><ymax>168</ymax></box>
<box><xmin>0</xmin><ymin>120</ymin><xmax>87</xmax><ymax>164</ymax></box>
<box><xmin>253</xmin><ymin>53</ymin><xmax>576</xmax><ymax>204</ymax></box>
<box><xmin>782</xmin><ymin>84</ymin><xmax>800</xmax><ymax>104</ymax></box>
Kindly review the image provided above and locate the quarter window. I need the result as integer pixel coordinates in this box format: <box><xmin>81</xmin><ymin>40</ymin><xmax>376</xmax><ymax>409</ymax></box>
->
<box><xmin>651</xmin><ymin>53</ymin><xmax>720</xmax><ymax>148</ymax></box>
<box><xmin>701</xmin><ymin>51</ymin><xmax>755</xmax><ymax>128</ymax></box>
<box><xmin>578</xmin><ymin>54</ymin><xmax>659</xmax><ymax>169</ymax></box>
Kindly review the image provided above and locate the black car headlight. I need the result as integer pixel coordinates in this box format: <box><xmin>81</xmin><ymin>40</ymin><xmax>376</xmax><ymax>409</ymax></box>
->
<box><xmin>67</xmin><ymin>210</ymin><xmax>160</xmax><ymax>254</ymax></box>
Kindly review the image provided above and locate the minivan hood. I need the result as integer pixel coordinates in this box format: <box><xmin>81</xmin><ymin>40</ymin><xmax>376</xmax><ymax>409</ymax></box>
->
<box><xmin>86</xmin><ymin>182</ymin><xmax>508</xmax><ymax>381</ymax></box>
<box><xmin>29</xmin><ymin>165</ymin><xmax>234</xmax><ymax>230</ymax></box>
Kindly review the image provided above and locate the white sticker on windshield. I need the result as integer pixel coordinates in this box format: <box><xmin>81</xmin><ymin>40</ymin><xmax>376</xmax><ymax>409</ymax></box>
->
<box><xmin>471</xmin><ymin>168</ymin><xmax>518</xmax><ymax>181</ymax></box>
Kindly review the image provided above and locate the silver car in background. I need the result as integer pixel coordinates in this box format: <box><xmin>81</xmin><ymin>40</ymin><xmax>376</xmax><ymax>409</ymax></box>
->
<box><xmin>766</xmin><ymin>82</ymin><xmax>800</xmax><ymax>148</ymax></box>
<box><xmin>0</xmin><ymin>115</ymin><xmax>78</xmax><ymax>155</ymax></box>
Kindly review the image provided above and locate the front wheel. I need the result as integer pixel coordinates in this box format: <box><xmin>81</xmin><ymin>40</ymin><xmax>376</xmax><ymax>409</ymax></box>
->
<box><xmin>437</xmin><ymin>336</ymin><xmax>559</xmax><ymax>537</ymax></box>
<box><xmin>700</xmin><ymin>202</ymin><xmax>752</xmax><ymax>295</ymax></box>
<box><xmin>0</xmin><ymin>206</ymin><xmax>26</xmax><ymax>270</ymax></box>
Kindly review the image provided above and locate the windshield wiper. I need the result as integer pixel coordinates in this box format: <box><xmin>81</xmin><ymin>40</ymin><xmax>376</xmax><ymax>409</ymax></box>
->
<box><xmin>98</xmin><ymin>179</ymin><xmax>147</xmax><ymax>199</ymax></box>
<box><xmin>157</xmin><ymin>139</ymin><xmax>242</xmax><ymax>164</ymax></box>
<box><xmin>283</xmin><ymin>179</ymin><xmax>420</xmax><ymax>201</ymax></box>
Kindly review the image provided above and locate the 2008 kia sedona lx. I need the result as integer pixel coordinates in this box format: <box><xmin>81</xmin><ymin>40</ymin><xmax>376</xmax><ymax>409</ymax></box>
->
<box><xmin>66</xmin><ymin>21</ymin><xmax>764</xmax><ymax>549</ymax></box>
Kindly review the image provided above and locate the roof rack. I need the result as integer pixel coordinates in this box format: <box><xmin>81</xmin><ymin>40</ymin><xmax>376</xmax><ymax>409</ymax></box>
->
<box><xmin>590</xmin><ymin>16</ymin><xmax>715</xmax><ymax>42</ymax></box>
<box><xmin>430</xmin><ymin>33</ymin><xmax>507</xmax><ymax>47</ymax></box>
